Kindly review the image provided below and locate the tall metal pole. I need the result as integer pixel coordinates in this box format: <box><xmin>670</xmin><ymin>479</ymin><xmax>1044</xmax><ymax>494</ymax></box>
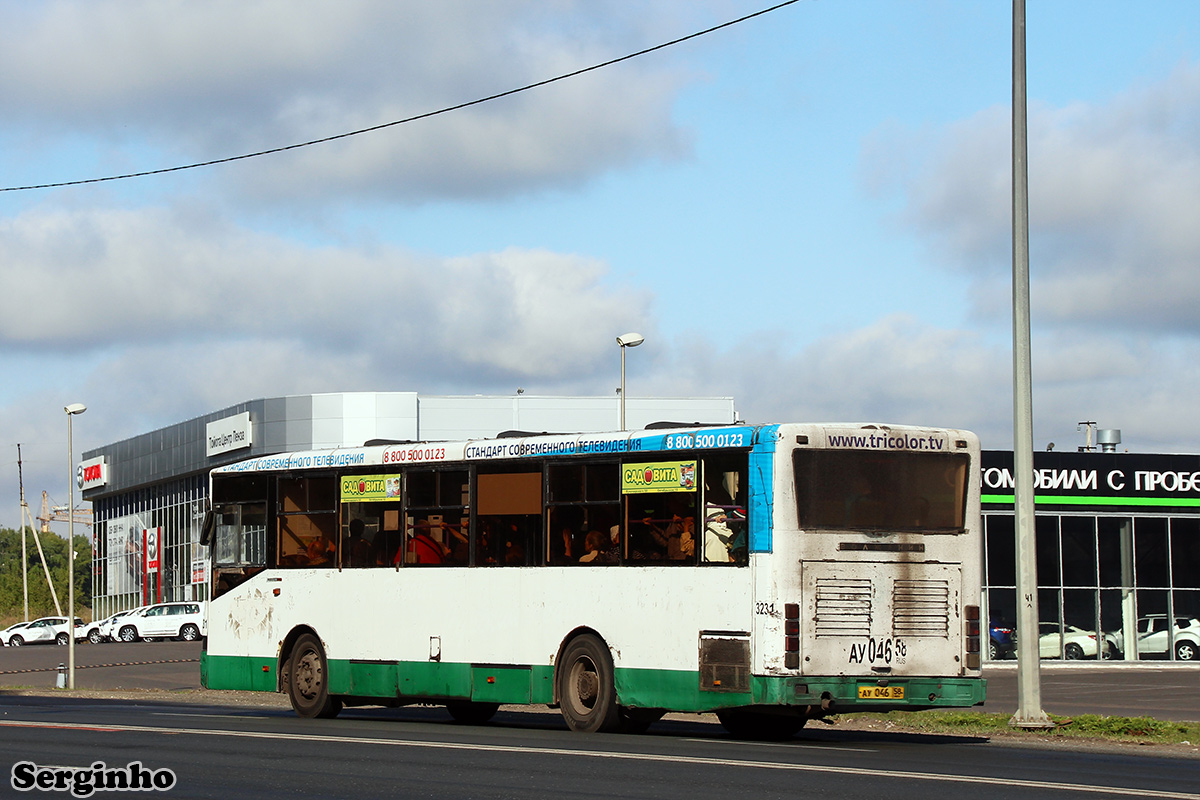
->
<box><xmin>65</xmin><ymin>402</ymin><xmax>86</xmax><ymax>690</ymax></box>
<box><xmin>620</xmin><ymin>345</ymin><xmax>627</xmax><ymax>431</ymax></box>
<box><xmin>1010</xmin><ymin>0</ymin><xmax>1052</xmax><ymax>728</ymax></box>
<box><xmin>67</xmin><ymin>412</ymin><xmax>76</xmax><ymax>690</ymax></box>
<box><xmin>17</xmin><ymin>444</ymin><xmax>28</xmax><ymax>622</ymax></box>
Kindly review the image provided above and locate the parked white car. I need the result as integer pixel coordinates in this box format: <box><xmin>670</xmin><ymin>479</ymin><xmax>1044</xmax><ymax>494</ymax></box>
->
<box><xmin>81</xmin><ymin>608</ymin><xmax>144</xmax><ymax>644</ymax></box>
<box><xmin>2</xmin><ymin>617</ymin><xmax>82</xmax><ymax>647</ymax></box>
<box><xmin>0</xmin><ymin>621</ymin><xmax>33</xmax><ymax>646</ymax></box>
<box><xmin>1038</xmin><ymin>622</ymin><xmax>1116</xmax><ymax>660</ymax></box>
<box><xmin>115</xmin><ymin>603</ymin><xmax>205</xmax><ymax>643</ymax></box>
<box><xmin>1136</xmin><ymin>615</ymin><xmax>1200</xmax><ymax>661</ymax></box>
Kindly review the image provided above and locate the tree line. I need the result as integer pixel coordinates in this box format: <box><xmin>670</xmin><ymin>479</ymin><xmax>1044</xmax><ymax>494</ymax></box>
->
<box><xmin>0</xmin><ymin>527</ymin><xmax>92</xmax><ymax>623</ymax></box>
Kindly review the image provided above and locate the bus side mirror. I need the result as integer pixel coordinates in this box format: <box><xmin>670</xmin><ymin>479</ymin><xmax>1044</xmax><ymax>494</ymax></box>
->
<box><xmin>199</xmin><ymin>509</ymin><xmax>215</xmax><ymax>548</ymax></box>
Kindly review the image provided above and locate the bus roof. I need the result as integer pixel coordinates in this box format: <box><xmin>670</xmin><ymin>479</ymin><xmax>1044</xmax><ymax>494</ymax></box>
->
<box><xmin>211</xmin><ymin>422</ymin><xmax>977</xmax><ymax>476</ymax></box>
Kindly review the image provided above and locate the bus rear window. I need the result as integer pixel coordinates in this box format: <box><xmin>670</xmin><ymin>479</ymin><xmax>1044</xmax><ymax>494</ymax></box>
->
<box><xmin>793</xmin><ymin>449</ymin><xmax>969</xmax><ymax>532</ymax></box>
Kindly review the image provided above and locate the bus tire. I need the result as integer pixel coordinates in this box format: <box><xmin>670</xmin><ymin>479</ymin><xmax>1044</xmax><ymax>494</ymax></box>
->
<box><xmin>446</xmin><ymin>701</ymin><xmax>500</xmax><ymax>725</ymax></box>
<box><xmin>558</xmin><ymin>634</ymin><xmax>620</xmax><ymax>733</ymax></box>
<box><xmin>716</xmin><ymin>709</ymin><xmax>806</xmax><ymax>740</ymax></box>
<box><xmin>287</xmin><ymin>633</ymin><xmax>342</xmax><ymax>719</ymax></box>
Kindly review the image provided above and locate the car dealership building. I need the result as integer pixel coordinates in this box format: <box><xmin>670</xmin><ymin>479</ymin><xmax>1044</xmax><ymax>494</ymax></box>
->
<box><xmin>981</xmin><ymin>447</ymin><xmax>1200</xmax><ymax>662</ymax></box>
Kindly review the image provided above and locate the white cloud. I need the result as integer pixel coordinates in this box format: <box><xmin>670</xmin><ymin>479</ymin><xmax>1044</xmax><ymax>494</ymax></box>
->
<box><xmin>0</xmin><ymin>0</ymin><xmax>706</xmax><ymax>204</ymax></box>
<box><xmin>641</xmin><ymin>316</ymin><xmax>1200</xmax><ymax>456</ymax></box>
<box><xmin>877</xmin><ymin>61</ymin><xmax>1200</xmax><ymax>333</ymax></box>
<box><xmin>0</xmin><ymin>205</ymin><xmax>652</xmax><ymax>376</ymax></box>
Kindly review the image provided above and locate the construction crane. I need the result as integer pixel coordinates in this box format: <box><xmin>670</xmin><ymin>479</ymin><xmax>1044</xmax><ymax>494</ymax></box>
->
<box><xmin>38</xmin><ymin>490</ymin><xmax>92</xmax><ymax>532</ymax></box>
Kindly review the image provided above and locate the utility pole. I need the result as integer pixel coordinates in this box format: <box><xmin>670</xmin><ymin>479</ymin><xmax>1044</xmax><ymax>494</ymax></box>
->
<box><xmin>17</xmin><ymin>445</ymin><xmax>29</xmax><ymax>622</ymax></box>
<box><xmin>16</xmin><ymin>448</ymin><xmax>63</xmax><ymax>617</ymax></box>
<box><xmin>1010</xmin><ymin>0</ymin><xmax>1053</xmax><ymax>729</ymax></box>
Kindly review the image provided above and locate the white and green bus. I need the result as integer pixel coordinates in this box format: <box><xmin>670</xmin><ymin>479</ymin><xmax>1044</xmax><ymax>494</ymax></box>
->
<box><xmin>200</xmin><ymin>422</ymin><xmax>986</xmax><ymax>736</ymax></box>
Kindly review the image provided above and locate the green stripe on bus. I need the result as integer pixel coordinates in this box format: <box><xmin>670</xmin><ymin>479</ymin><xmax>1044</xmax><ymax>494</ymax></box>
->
<box><xmin>202</xmin><ymin>653</ymin><xmax>985</xmax><ymax>713</ymax></box>
<box><xmin>982</xmin><ymin>493</ymin><xmax>1200</xmax><ymax>508</ymax></box>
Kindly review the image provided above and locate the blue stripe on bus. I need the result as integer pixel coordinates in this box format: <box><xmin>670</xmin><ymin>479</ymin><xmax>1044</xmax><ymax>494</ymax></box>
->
<box><xmin>749</xmin><ymin>425</ymin><xmax>780</xmax><ymax>553</ymax></box>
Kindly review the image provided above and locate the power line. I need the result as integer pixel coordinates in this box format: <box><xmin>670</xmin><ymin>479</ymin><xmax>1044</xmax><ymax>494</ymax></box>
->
<box><xmin>2</xmin><ymin>1</ymin><xmax>802</xmax><ymax>194</ymax></box>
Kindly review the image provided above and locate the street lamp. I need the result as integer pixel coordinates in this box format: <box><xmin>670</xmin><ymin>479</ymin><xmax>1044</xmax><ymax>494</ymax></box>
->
<box><xmin>65</xmin><ymin>402</ymin><xmax>86</xmax><ymax>690</ymax></box>
<box><xmin>616</xmin><ymin>333</ymin><xmax>644</xmax><ymax>431</ymax></box>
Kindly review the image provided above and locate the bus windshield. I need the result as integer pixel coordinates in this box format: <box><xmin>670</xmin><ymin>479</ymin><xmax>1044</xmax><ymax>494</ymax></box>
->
<box><xmin>792</xmin><ymin>449</ymin><xmax>968</xmax><ymax>532</ymax></box>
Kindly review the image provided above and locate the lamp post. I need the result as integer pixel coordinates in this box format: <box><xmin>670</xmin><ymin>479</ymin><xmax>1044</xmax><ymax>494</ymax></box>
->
<box><xmin>1009</xmin><ymin>0</ymin><xmax>1051</xmax><ymax>728</ymax></box>
<box><xmin>65</xmin><ymin>402</ymin><xmax>86</xmax><ymax>690</ymax></box>
<box><xmin>616</xmin><ymin>332</ymin><xmax>644</xmax><ymax>430</ymax></box>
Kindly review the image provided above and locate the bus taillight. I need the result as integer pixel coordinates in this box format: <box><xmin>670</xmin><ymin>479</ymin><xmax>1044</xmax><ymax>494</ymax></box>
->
<box><xmin>965</xmin><ymin>604</ymin><xmax>981</xmax><ymax>669</ymax></box>
<box><xmin>784</xmin><ymin>603</ymin><xmax>800</xmax><ymax>669</ymax></box>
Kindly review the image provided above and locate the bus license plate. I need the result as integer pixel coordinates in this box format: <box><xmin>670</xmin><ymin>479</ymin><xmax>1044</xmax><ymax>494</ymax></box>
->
<box><xmin>858</xmin><ymin>685</ymin><xmax>905</xmax><ymax>700</ymax></box>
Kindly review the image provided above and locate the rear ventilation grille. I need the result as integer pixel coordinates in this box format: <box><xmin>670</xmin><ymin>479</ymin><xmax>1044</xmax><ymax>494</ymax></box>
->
<box><xmin>814</xmin><ymin>578</ymin><xmax>873</xmax><ymax>638</ymax></box>
<box><xmin>893</xmin><ymin>579</ymin><xmax>950</xmax><ymax>637</ymax></box>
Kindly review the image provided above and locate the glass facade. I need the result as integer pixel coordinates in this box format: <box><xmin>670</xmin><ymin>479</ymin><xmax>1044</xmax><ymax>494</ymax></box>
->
<box><xmin>982</xmin><ymin>449</ymin><xmax>1200</xmax><ymax>662</ymax></box>
<box><xmin>91</xmin><ymin>475</ymin><xmax>208</xmax><ymax>620</ymax></box>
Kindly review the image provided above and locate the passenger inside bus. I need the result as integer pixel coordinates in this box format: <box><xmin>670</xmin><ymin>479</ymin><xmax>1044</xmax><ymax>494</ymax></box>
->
<box><xmin>305</xmin><ymin>534</ymin><xmax>336</xmax><ymax>566</ymax></box>
<box><xmin>703</xmin><ymin>469</ymin><xmax>747</xmax><ymax>564</ymax></box>
<box><xmin>343</xmin><ymin>519</ymin><xmax>373</xmax><ymax>567</ymax></box>
<box><xmin>402</xmin><ymin>520</ymin><xmax>447</xmax><ymax>564</ymax></box>
<box><xmin>547</xmin><ymin>507</ymin><xmax>586</xmax><ymax>565</ymax></box>
<box><xmin>578</xmin><ymin>530</ymin><xmax>616</xmax><ymax>563</ymax></box>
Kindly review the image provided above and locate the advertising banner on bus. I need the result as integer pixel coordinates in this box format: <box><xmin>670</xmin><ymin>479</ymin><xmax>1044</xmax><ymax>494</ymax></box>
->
<box><xmin>621</xmin><ymin>461</ymin><xmax>697</xmax><ymax>494</ymax></box>
<box><xmin>340</xmin><ymin>474</ymin><xmax>403</xmax><ymax>502</ymax></box>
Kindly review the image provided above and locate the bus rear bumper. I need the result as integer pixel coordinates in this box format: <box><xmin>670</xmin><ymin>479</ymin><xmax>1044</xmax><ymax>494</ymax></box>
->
<box><xmin>757</xmin><ymin>675</ymin><xmax>988</xmax><ymax>715</ymax></box>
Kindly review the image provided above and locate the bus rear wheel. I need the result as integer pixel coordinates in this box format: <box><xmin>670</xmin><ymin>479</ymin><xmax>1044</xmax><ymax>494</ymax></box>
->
<box><xmin>558</xmin><ymin>634</ymin><xmax>620</xmax><ymax>733</ymax></box>
<box><xmin>716</xmin><ymin>709</ymin><xmax>806</xmax><ymax>740</ymax></box>
<box><xmin>287</xmin><ymin>633</ymin><xmax>342</xmax><ymax>719</ymax></box>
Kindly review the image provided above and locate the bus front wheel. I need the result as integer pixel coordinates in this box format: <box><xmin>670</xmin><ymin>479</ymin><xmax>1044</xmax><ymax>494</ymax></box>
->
<box><xmin>558</xmin><ymin>634</ymin><xmax>620</xmax><ymax>733</ymax></box>
<box><xmin>287</xmin><ymin>633</ymin><xmax>342</xmax><ymax>719</ymax></box>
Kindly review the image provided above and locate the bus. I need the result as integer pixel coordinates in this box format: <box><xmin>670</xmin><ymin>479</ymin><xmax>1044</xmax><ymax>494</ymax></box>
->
<box><xmin>200</xmin><ymin>421</ymin><xmax>986</xmax><ymax>737</ymax></box>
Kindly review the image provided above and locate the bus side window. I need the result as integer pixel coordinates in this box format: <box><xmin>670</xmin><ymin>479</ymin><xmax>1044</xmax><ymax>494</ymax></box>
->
<box><xmin>404</xmin><ymin>470</ymin><xmax>469</xmax><ymax>567</ymax></box>
<box><xmin>626</xmin><ymin>491</ymin><xmax>697</xmax><ymax>564</ymax></box>
<box><xmin>701</xmin><ymin>455</ymin><xmax>749</xmax><ymax>565</ymax></box>
<box><xmin>546</xmin><ymin>461</ymin><xmax>620</xmax><ymax>566</ymax></box>
<box><xmin>276</xmin><ymin>475</ymin><xmax>338</xmax><ymax>568</ymax></box>
<box><xmin>476</xmin><ymin>471</ymin><xmax>541</xmax><ymax>567</ymax></box>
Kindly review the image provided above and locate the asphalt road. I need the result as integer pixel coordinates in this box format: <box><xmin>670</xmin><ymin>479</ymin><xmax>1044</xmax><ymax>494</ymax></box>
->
<box><xmin>0</xmin><ymin>693</ymin><xmax>1197</xmax><ymax>800</ymax></box>
<box><xmin>1</xmin><ymin>642</ymin><xmax>1198</xmax><ymax>798</ymax></box>
<box><xmin>2</xmin><ymin>640</ymin><xmax>1199</xmax><ymax>721</ymax></box>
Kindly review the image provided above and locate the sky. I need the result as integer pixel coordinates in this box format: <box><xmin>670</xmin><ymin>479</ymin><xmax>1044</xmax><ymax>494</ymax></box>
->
<box><xmin>2</xmin><ymin>0</ymin><xmax>1199</xmax><ymax>531</ymax></box>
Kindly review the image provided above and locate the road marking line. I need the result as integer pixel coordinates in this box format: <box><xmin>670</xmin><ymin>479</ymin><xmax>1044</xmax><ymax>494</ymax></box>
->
<box><xmin>681</xmin><ymin>737</ymin><xmax>875</xmax><ymax>753</ymax></box>
<box><xmin>0</xmin><ymin>719</ymin><xmax>1194</xmax><ymax>799</ymax></box>
<box><xmin>152</xmin><ymin>713</ymin><xmax>275</xmax><ymax>720</ymax></box>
